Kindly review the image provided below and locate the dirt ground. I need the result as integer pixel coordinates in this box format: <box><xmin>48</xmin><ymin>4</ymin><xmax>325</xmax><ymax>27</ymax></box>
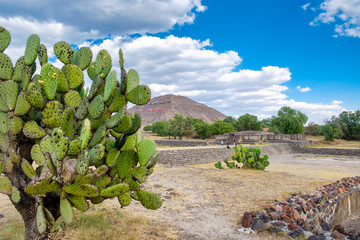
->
<box><xmin>1</xmin><ymin>153</ymin><xmax>360</xmax><ymax>240</ymax></box>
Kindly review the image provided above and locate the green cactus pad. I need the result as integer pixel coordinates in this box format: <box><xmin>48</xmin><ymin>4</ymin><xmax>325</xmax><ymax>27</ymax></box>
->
<box><xmin>67</xmin><ymin>194</ymin><xmax>89</xmax><ymax>212</ymax></box>
<box><xmin>87</xmin><ymin>62</ymin><xmax>97</xmax><ymax>81</ymax></box>
<box><xmin>31</xmin><ymin>144</ymin><xmax>45</xmax><ymax>166</ymax></box>
<box><xmin>26</xmin><ymin>82</ymin><xmax>45</xmax><ymax>109</ymax></box>
<box><xmin>0</xmin><ymin>176</ymin><xmax>12</xmax><ymax>195</ymax></box>
<box><xmin>37</xmin><ymin>44</ymin><xmax>48</xmax><ymax>66</ymax></box>
<box><xmin>118</xmin><ymin>192</ymin><xmax>131</xmax><ymax>207</ymax></box>
<box><xmin>54</xmin><ymin>41</ymin><xmax>73</xmax><ymax>64</ymax></box>
<box><xmin>12</xmin><ymin>56</ymin><xmax>25</xmax><ymax>82</ymax></box>
<box><xmin>42</xmin><ymin>101</ymin><xmax>62</xmax><ymax>128</ymax></box>
<box><xmin>87</xmin><ymin>75</ymin><xmax>103</xmax><ymax>100</ymax></box>
<box><xmin>137</xmin><ymin>139</ymin><xmax>156</xmax><ymax>166</ymax></box>
<box><xmin>64</xmin><ymin>90</ymin><xmax>81</xmax><ymax>108</ymax></box>
<box><xmin>0</xmin><ymin>80</ymin><xmax>18</xmax><ymax>111</ymax></box>
<box><xmin>105</xmin><ymin>139</ymin><xmax>116</xmax><ymax>152</ymax></box>
<box><xmin>100</xmin><ymin>183</ymin><xmax>129</xmax><ymax>198</ymax></box>
<box><xmin>60</xmin><ymin>108</ymin><xmax>75</xmax><ymax>139</ymax></box>
<box><xmin>126</xmin><ymin>69</ymin><xmax>139</xmax><ymax>94</ymax></box>
<box><xmin>72</xmin><ymin>47</ymin><xmax>92</xmax><ymax>70</ymax></box>
<box><xmin>23</xmin><ymin>120</ymin><xmax>46</xmax><ymax>139</ymax></box>
<box><xmin>107</xmin><ymin>106</ymin><xmax>125</xmax><ymax>129</ymax></box>
<box><xmin>137</xmin><ymin>190</ymin><xmax>162</xmax><ymax>210</ymax></box>
<box><xmin>119</xmin><ymin>49</ymin><xmax>124</xmax><ymax>70</ymax></box>
<box><xmin>76</xmin><ymin>150</ymin><xmax>89</xmax><ymax>175</ymax></box>
<box><xmin>0</xmin><ymin>112</ymin><xmax>8</xmax><ymax>134</ymax></box>
<box><xmin>120</xmin><ymin>69</ymin><xmax>127</xmax><ymax>94</ymax></box>
<box><xmin>40</xmin><ymin>63</ymin><xmax>58</xmax><ymax>100</ymax></box>
<box><xmin>105</xmin><ymin>148</ymin><xmax>120</xmax><ymax>167</ymax></box>
<box><xmin>24</xmin><ymin>34</ymin><xmax>40</xmax><ymax>65</ymax></box>
<box><xmin>0</xmin><ymin>27</ymin><xmax>11</xmax><ymax>52</ymax></box>
<box><xmin>89</xmin><ymin>122</ymin><xmax>106</xmax><ymax>148</ymax></box>
<box><xmin>0</xmin><ymin>133</ymin><xmax>9</xmax><ymax>152</ymax></box>
<box><xmin>108</xmin><ymin>89</ymin><xmax>127</xmax><ymax>114</ymax></box>
<box><xmin>88</xmin><ymin>95</ymin><xmax>105</xmax><ymax>119</ymax></box>
<box><xmin>52</xmin><ymin>128</ymin><xmax>69</xmax><ymax>161</ymax></box>
<box><xmin>126</xmin><ymin>85</ymin><xmax>151</xmax><ymax>105</ymax></box>
<box><xmin>8</xmin><ymin>148</ymin><xmax>20</xmax><ymax>163</ymax></box>
<box><xmin>80</xmin><ymin>119</ymin><xmax>91</xmax><ymax>149</ymax></box>
<box><xmin>127</xmin><ymin>113</ymin><xmax>141</xmax><ymax>135</ymax></box>
<box><xmin>21</xmin><ymin>159</ymin><xmax>37</xmax><ymax>179</ymax></box>
<box><xmin>62</xmin><ymin>183</ymin><xmax>99</xmax><ymax>198</ymax></box>
<box><xmin>8</xmin><ymin>115</ymin><xmax>24</xmax><ymax>135</ymax></box>
<box><xmin>93</xmin><ymin>165</ymin><xmax>108</xmax><ymax>177</ymax></box>
<box><xmin>121</xmin><ymin>134</ymin><xmax>136</xmax><ymax>151</ymax></box>
<box><xmin>43</xmin><ymin>207</ymin><xmax>55</xmax><ymax>226</ymax></box>
<box><xmin>62</xmin><ymin>64</ymin><xmax>84</xmax><ymax>89</ymax></box>
<box><xmin>95</xmin><ymin>49</ymin><xmax>112</xmax><ymax>77</ymax></box>
<box><xmin>116</xmin><ymin>150</ymin><xmax>137</xmax><ymax>179</ymax></box>
<box><xmin>90</xmin><ymin>108</ymin><xmax>108</xmax><ymax>130</ymax></box>
<box><xmin>60</xmin><ymin>194</ymin><xmax>73</xmax><ymax>224</ymax></box>
<box><xmin>113</xmin><ymin>113</ymin><xmax>131</xmax><ymax>133</ymax></box>
<box><xmin>39</xmin><ymin>134</ymin><xmax>53</xmax><ymax>155</ymax></box>
<box><xmin>22</xmin><ymin>62</ymin><xmax>35</xmax><ymax>90</ymax></box>
<box><xmin>0</xmin><ymin>92</ymin><xmax>7</xmax><ymax>112</ymax></box>
<box><xmin>0</xmin><ymin>53</ymin><xmax>13</xmax><ymax>80</ymax></box>
<box><xmin>89</xmin><ymin>144</ymin><xmax>105</xmax><ymax>165</ymax></box>
<box><xmin>74</xmin><ymin>173</ymin><xmax>94</xmax><ymax>185</ymax></box>
<box><xmin>93</xmin><ymin>175</ymin><xmax>111</xmax><ymax>189</ymax></box>
<box><xmin>104</xmin><ymin>70</ymin><xmax>117</xmax><ymax>102</ymax></box>
<box><xmin>10</xmin><ymin>186</ymin><xmax>20</xmax><ymax>203</ymax></box>
<box><xmin>131</xmin><ymin>166</ymin><xmax>148</xmax><ymax>183</ymax></box>
<box><xmin>14</xmin><ymin>91</ymin><xmax>31</xmax><ymax>116</ymax></box>
<box><xmin>75</xmin><ymin>97</ymin><xmax>88</xmax><ymax>120</ymax></box>
<box><xmin>26</xmin><ymin>178</ymin><xmax>60</xmax><ymax>195</ymax></box>
<box><xmin>36</xmin><ymin>205</ymin><xmax>47</xmax><ymax>233</ymax></box>
<box><xmin>90</xmin><ymin>196</ymin><xmax>104</xmax><ymax>204</ymax></box>
<box><xmin>68</xmin><ymin>138</ymin><xmax>81</xmax><ymax>156</ymax></box>
<box><xmin>55</xmin><ymin>67</ymin><xmax>69</xmax><ymax>93</ymax></box>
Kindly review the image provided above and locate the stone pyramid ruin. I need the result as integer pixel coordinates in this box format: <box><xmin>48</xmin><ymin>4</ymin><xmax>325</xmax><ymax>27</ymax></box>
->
<box><xmin>128</xmin><ymin>94</ymin><xmax>226</xmax><ymax>129</ymax></box>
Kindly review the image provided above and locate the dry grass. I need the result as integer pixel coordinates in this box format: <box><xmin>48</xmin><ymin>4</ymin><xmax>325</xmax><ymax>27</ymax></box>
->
<box><xmin>306</xmin><ymin>136</ymin><xmax>360</xmax><ymax>149</ymax></box>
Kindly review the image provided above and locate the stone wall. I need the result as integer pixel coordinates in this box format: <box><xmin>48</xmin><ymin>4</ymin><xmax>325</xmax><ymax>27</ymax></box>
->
<box><xmin>155</xmin><ymin>139</ymin><xmax>208</xmax><ymax>147</ymax></box>
<box><xmin>295</xmin><ymin>147</ymin><xmax>360</xmax><ymax>156</ymax></box>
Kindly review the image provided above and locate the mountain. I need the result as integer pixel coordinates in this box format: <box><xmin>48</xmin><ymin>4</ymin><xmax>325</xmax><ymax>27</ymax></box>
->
<box><xmin>128</xmin><ymin>94</ymin><xmax>226</xmax><ymax>128</ymax></box>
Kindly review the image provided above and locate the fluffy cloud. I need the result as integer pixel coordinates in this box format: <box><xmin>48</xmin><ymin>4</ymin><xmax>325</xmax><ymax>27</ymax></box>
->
<box><xmin>296</xmin><ymin>86</ymin><xmax>312</xmax><ymax>92</ymax></box>
<box><xmin>310</xmin><ymin>0</ymin><xmax>360</xmax><ymax>38</ymax></box>
<box><xmin>302</xmin><ymin>3</ymin><xmax>311</xmax><ymax>10</ymax></box>
<box><xmin>85</xmin><ymin>35</ymin><xmax>344</xmax><ymax>123</ymax></box>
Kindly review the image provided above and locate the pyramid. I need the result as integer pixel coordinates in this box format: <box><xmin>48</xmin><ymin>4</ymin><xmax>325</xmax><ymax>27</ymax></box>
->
<box><xmin>128</xmin><ymin>94</ymin><xmax>226</xmax><ymax>129</ymax></box>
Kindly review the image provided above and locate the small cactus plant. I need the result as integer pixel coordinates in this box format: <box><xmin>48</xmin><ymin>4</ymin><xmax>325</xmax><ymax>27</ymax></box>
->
<box><xmin>0</xmin><ymin>26</ymin><xmax>160</xmax><ymax>240</ymax></box>
<box><xmin>215</xmin><ymin>145</ymin><xmax>269</xmax><ymax>170</ymax></box>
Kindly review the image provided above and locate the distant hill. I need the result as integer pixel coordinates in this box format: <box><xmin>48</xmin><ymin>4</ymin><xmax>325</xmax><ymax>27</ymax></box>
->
<box><xmin>128</xmin><ymin>94</ymin><xmax>226</xmax><ymax>129</ymax></box>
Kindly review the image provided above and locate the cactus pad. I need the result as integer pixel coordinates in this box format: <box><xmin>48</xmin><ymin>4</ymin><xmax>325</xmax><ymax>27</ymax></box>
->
<box><xmin>41</xmin><ymin>63</ymin><xmax>58</xmax><ymax>100</ymax></box>
<box><xmin>107</xmin><ymin>106</ymin><xmax>125</xmax><ymax>129</ymax></box>
<box><xmin>92</xmin><ymin>165</ymin><xmax>108</xmax><ymax>177</ymax></box>
<box><xmin>137</xmin><ymin>190</ymin><xmax>162</xmax><ymax>210</ymax></box>
<box><xmin>24</xmin><ymin>34</ymin><xmax>40</xmax><ymax>65</ymax></box>
<box><xmin>55</xmin><ymin>67</ymin><xmax>69</xmax><ymax>93</ymax></box>
<box><xmin>88</xmin><ymin>95</ymin><xmax>105</xmax><ymax>119</ymax></box>
<box><xmin>60</xmin><ymin>194</ymin><xmax>73</xmax><ymax>224</ymax></box>
<box><xmin>104</xmin><ymin>70</ymin><xmax>117</xmax><ymax>102</ymax></box>
<box><xmin>67</xmin><ymin>194</ymin><xmax>89</xmax><ymax>212</ymax></box>
<box><xmin>100</xmin><ymin>183</ymin><xmax>129</xmax><ymax>198</ymax></box>
<box><xmin>1</xmin><ymin>80</ymin><xmax>18</xmax><ymax>111</ymax></box>
<box><xmin>64</xmin><ymin>90</ymin><xmax>81</xmax><ymax>108</ymax></box>
<box><xmin>126</xmin><ymin>85</ymin><xmax>151</xmax><ymax>105</ymax></box>
<box><xmin>63</xmin><ymin>64</ymin><xmax>84</xmax><ymax>89</ymax></box>
<box><xmin>60</xmin><ymin>108</ymin><xmax>75</xmax><ymax>139</ymax></box>
<box><xmin>0</xmin><ymin>53</ymin><xmax>13</xmax><ymax>80</ymax></box>
<box><xmin>80</xmin><ymin>119</ymin><xmax>91</xmax><ymax>149</ymax></box>
<box><xmin>26</xmin><ymin>82</ymin><xmax>45</xmax><ymax>109</ymax></box>
<box><xmin>0</xmin><ymin>27</ymin><xmax>11</xmax><ymax>52</ymax></box>
<box><xmin>87</xmin><ymin>62</ymin><xmax>97</xmax><ymax>81</ymax></box>
<box><xmin>105</xmin><ymin>148</ymin><xmax>120</xmax><ymax>167</ymax></box>
<box><xmin>8</xmin><ymin>116</ymin><xmax>24</xmax><ymax>135</ymax></box>
<box><xmin>89</xmin><ymin>122</ymin><xmax>106</xmax><ymax>147</ymax></box>
<box><xmin>14</xmin><ymin>91</ymin><xmax>31</xmax><ymax>116</ymax></box>
<box><xmin>36</xmin><ymin>205</ymin><xmax>47</xmax><ymax>233</ymax></box>
<box><xmin>94</xmin><ymin>175</ymin><xmax>111</xmax><ymax>189</ymax></box>
<box><xmin>72</xmin><ymin>47</ymin><xmax>92</xmax><ymax>70</ymax></box>
<box><xmin>126</xmin><ymin>69</ymin><xmax>139</xmax><ymax>94</ymax></box>
<box><xmin>89</xmin><ymin>144</ymin><xmax>105</xmax><ymax>165</ymax></box>
<box><xmin>54</xmin><ymin>41</ymin><xmax>73</xmax><ymax>64</ymax></box>
<box><xmin>0</xmin><ymin>176</ymin><xmax>12</xmax><ymax>195</ymax></box>
<box><xmin>42</xmin><ymin>101</ymin><xmax>62</xmax><ymax>128</ymax></box>
<box><xmin>37</xmin><ymin>44</ymin><xmax>48</xmax><ymax>66</ymax></box>
<box><xmin>62</xmin><ymin>183</ymin><xmax>99</xmax><ymax>198</ymax></box>
<box><xmin>52</xmin><ymin>128</ymin><xmax>69</xmax><ymax>161</ymax></box>
<box><xmin>137</xmin><ymin>139</ymin><xmax>156</xmax><ymax>166</ymax></box>
<box><xmin>26</xmin><ymin>177</ymin><xmax>60</xmax><ymax>195</ymax></box>
<box><xmin>116</xmin><ymin>150</ymin><xmax>137</xmax><ymax>179</ymax></box>
<box><xmin>21</xmin><ymin>159</ymin><xmax>36</xmax><ymax>179</ymax></box>
<box><xmin>31</xmin><ymin>144</ymin><xmax>45</xmax><ymax>166</ymax></box>
<box><xmin>0</xmin><ymin>112</ymin><xmax>8</xmax><ymax>134</ymax></box>
<box><xmin>76</xmin><ymin>150</ymin><xmax>89</xmax><ymax>175</ymax></box>
<box><xmin>23</xmin><ymin>120</ymin><xmax>45</xmax><ymax>139</ymax></box>
<box><xmin>68</xmin><ymin>138</ymin><xmax>81</xmax><ymax>156</ymax></box>
<box><xmin>10</xmin><ymin>186</ymin><xmax>20</xmax><ymax>203</ymax></box>
<box><xmin>95</xmin><ymin>49</ymin><xmax>112</xmax><ymax>77</ymax></box>
<box><xmin>12</xmin><ymin>56</ymin><xmax>25</xmax><ymax>82</ymax></box>
<box><xmin>127</xmin><ymin>113</ymin><xmax>141</xmax><ymax>135</ymax></box>
<box><xmin>118</xmin><ymin>192</ymin><xmax>131</xmax><ymax>207</ymax></box>
<box><xmin>113</xmin><ymin>113</ymin><xmax>131</xmax><ymax>133</ymax></box>
<box><xmin>119</xmin><ymin>49</ymin><xmax>124</xmax><ymax>70</ymax></box>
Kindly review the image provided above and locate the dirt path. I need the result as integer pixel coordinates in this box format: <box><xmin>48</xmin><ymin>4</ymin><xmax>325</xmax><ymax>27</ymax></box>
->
<box><xmin>1</xmin><ymin>154</ymin><xmax>360</xmax><ymax>240</ymax></box>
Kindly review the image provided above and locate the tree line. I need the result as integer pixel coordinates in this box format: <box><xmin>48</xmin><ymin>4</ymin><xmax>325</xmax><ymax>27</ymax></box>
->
<box><xmin>144</xmin><ymin>106</ymin><xmax>360</xmax><ymax>141</ymax></box>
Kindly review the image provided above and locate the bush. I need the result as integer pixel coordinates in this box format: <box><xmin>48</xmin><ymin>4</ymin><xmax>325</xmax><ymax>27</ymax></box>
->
<box><xmin>320</xmin><ymin>122</ymin><xmax>343</xmax><ymax>141</ymax></box>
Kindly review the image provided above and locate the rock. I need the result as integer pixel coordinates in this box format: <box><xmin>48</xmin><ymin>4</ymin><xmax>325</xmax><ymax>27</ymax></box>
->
<box><xmin>281</xmin><ymin>215</ymin><xmax>292</xmax><ymax>224</ymax></box>
<box><xmin>166</xmin><ymin>188</ymin><xmax>173</xmax><ymax>191</ymax></box>
<box><xmin>308</xmin><ymin>233</ymin><xmax>326</xmax><ymax>240</ymax></box>
<box><xmin>293</xmin><ymin>210</ymin><xmax>300</xmax><ymax>220</ymax></box>
<box><xmin>331</xmin><ymin>230</ymin><xmax>345</xmax><ymax>240</ymax></box>
<box><xmin>320</xmin><ymin>222</ymin><xmax>330</xmax><ymax>231</ymax></box>
<box><xmin>241</xmin><ymin>212</ymin><xmax>253</xmax><ymax>228</ymax></box>
<box><xmin>303</xmin><ymin>222</ymin><xmax>313</xmax><ymax>231</ymax></box>
<box><xmin>312</xmin><ymin>225</ymin><xmax>324</xmax><ymax>235</ymax></box>
<box><xmin>288</xmin><ymin>229</ymin><xmax>305</xmax><ymax>238</ymax></box>
<box><xmin>296</xmin><ymin>218</ymin><xmax>305</xmax><ymax>227</ymax></box>
<box><xmin>268</xmin><ymin>226</ymin><xmax>282</xmax><ymax>234</ymax></box>
<box><xmin>333</xmin><ymin>224</ymin><xmax>346</xmax><ymax>235</ymax></box>
<box><xmin>272</xmin><ymin>221</ymin><xmax>286</xmax><ymax>228</ymax></box>
<box><xmin>259</xmin><ymin>214</ymin><xmax>269</xmax><ymax>223</ymax></box>
<box><xmin>251</xmin><ymin>218</ymin><xmax>267</xmax><ymax>231</ymax></box>
<box><xmin>275</xmin><ymin>205</ymin><xmax>282</xmax><ymax>212</ymax></box>
<box><xmin>288</xmin><ymin>222</ymin><xmax>299</xmax><ymax>231</ymax></box>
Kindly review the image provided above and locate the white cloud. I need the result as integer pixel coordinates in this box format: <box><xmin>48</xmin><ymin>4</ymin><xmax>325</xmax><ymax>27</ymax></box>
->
<box><xmin>310</xmin><ymin>0</ymin><xmax>360</xmax><ymax>38</ymax></box>
<box><xmin>332</xmin><ymin>100</ymin><xmax>343</xmax><ymax>105</ymax></box>
<box><xmin>302</xmin><ymin>3</ymin><xmax>311</xmax><ymax>10</ymax></box>
<box><xmin>296</xmin><ymin>86</ymin><xmax>312</xmax><ymax>92</ymax></box>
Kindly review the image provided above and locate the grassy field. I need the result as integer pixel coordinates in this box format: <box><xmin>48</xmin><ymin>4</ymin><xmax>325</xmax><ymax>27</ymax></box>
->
<box><xmin>305</xmin><ymin>135</ymin><xmax>360</xmax><ymax>149</ymax></box>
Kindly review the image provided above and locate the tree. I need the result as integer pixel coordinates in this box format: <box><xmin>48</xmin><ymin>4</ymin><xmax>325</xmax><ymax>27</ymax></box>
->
<box><xmin>261</xmin><ymin>118</ymin><xmax>271</xmax><ymax>128</ymax></box>
<box><xmin>223</xmin><ymin>116</ymin><xmax>238</xmax><ymax>130</ymax></box>
<box><xmin>320</xmin><ymin>120</ymin><xmax>343</xmax><ymax>141</ymax></box>
<box><xmin>168</xmin><ymin>114</ymin><xmax>186</xmax><ymax>140</ymax></box>
<box><xmin>208</xmin><ymin>120</ymin><xmax>234</xmax><ymax>136</ymax></box>
<box><xmin>270</xmin><ymin>106</ymin><xmax>308</xmax><ymax>134</ymax></box>
<box><xmin>0</xmin><ymin>28</ymin><xmax>161</xmax><ymax>240</ymax></box>
<box><xmin>183</xmin><ymin>116</ymin><xmax>195</xmax><ymax>139</ymax></box>
<box><xmin>143</xmin><ymin>125</ymin><xmax>152</xmax><ymax>131</ymax></box>
<box><xmin>304</xmin><ymin>122</ymin><xmax>321</xmax><ymax>136</ymax></box>
<box><xmin>151</xmin><ymin>121</ymin><xmax>169</xmax><ymax>136</ymax></box>
<box><xmin>194</xmin><ymin>121</ymin><xmax>210</xmax><ymax>139</ymax></box>
<box><xmin>237</xmin><ymin>114</ymin><xmax>262</xmax><ymax>131</ymax></box>
<box><xmin>337</xmin><ymin>110</ymin><xmax>360</xmax><ymax>140</ymax></box>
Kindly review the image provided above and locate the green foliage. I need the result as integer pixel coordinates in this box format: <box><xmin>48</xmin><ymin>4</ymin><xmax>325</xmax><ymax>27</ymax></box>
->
<box><xmin>143</xmin><ymin>125</ymin><xmax>152</xmax><ymax>131</ymax></box>
<box><xmin>270</xmin><ymin>106</ymin><xmax>308</xmax><ymax>134</ymax></box>
<box><xmin>338</xmin><ymin>110</ymin><xmax>360</xmax><ymax>140</ymax></box>
<box><xmin>208</xmin><ymin>120</ymin><xmax>234</xmax><ymax>136</ymax></box>
<box><xmin>194</xmin><ymin>121</ymin><xmax>210</xmax><ymax>140</ymax></box>
<box><xmin>0</xmin><ymin>26</ymin><xmax>161</xmax><ymax>239</ymax></box>
<box><xmin>168</xmin><ymin>114</ymin><xmax>186</xmax><ymax>139</ymax></box>
<box><xmin>304</xmin><ymin>122</ymin><xmax>322</xmax><ymax>136</ymax></box>
<box><xmin>151</xmin><ymin>121</ymin><xmax>169</xmax><ymax>136</ymax></box>
<box><xmin>215</xmin><ymin>145</ymin><xmax>269</xmax><ymax>171</ymax></box>
<box><xmin>237</xmin><ymin>113</ymin><xmax>262</xmax><ymax>131</ymax></box>
<box><xmin>320</xmin><ymin>120</ymin><xmax>343</xmax><ymax>141</ymax></box>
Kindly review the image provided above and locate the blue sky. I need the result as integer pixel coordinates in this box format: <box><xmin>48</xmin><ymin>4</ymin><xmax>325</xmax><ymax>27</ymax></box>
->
<box><xmin>1</xmin><ymin>0</ymin><xmax>359</xmax><ymax>123</ymax></box>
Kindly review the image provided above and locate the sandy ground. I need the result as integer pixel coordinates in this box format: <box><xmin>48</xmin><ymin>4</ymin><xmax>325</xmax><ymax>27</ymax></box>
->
<box><xmin>1</xmin><ymin>153</ymin><xmax>360</xmax><ymax>240</ymax></box>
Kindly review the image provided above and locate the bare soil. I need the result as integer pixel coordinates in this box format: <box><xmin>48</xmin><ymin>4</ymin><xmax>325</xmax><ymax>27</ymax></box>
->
<box><xmin>1</xmin><ymin>154</ymin><xmax>360</xmax><ymax>240</ymax></box>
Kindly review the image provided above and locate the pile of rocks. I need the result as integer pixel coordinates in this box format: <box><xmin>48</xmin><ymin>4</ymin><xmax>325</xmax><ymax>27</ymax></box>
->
<box><xmin>239</xmin><ymin>176</ymin><xmax>360</xmax><ymax>239</ymax></box>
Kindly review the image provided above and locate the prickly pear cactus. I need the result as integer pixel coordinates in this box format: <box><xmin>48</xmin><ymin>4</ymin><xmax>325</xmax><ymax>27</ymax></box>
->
<box><xmin>215</xmin><ymin>145</ymin><xmax>269</xmax><ymax>170</ymax></box>
<box><xmin>0</xmin><ymin>26</ymin><xmax>160</xmax><ymax>239</ymax></box>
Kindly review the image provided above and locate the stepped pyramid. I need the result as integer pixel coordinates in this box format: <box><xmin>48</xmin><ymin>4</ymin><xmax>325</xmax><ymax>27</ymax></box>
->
<box><xmin>128</xmin><ymin>94</ymin><xmax>226</xmax><ymax>129</ymax></box>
